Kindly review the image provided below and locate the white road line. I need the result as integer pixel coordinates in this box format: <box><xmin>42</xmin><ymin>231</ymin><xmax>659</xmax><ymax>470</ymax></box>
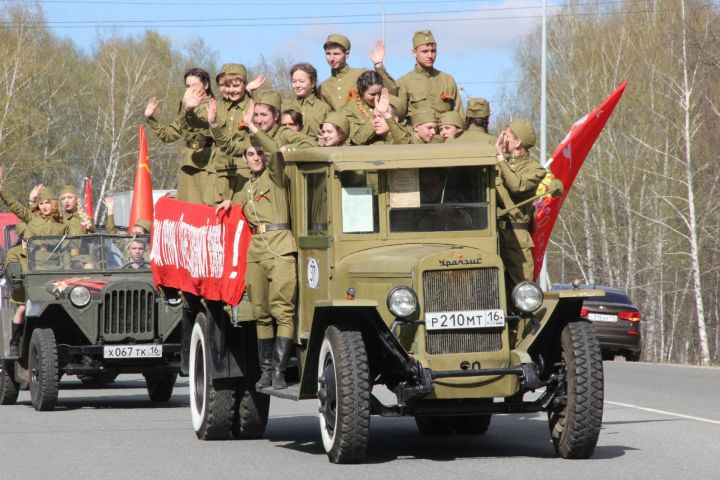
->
<box><xmin>606</xmin><ymin>401</ymin><xmax>720</xmax><ymax>425</ymax></box>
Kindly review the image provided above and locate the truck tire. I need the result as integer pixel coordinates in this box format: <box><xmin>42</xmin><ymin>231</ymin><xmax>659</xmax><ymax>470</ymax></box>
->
<box><xmin>144</xmin><ymin>373</ymin><xmax>177</xmax><ymax>402</ymax></box>
<box><xmin>548</xmin><ymin>321</ymin><xmax>604</xmax><ymax>459</ymax></box>
<box><xmin>28</xmin><ymin>328</ymin><xmax>59</xmax><ymax>411</ymax></box>
<box><xmin>414</xmin><ymin>416</ymin><xmax>455</xmax><ymax>435</ymax></box>
<box><xmin>0</xmin><ymin>361</ymin><xmax>19</xmax><ymax>405</ymax></box>
<box><xmin>454</xmin><ymin>415</ymin><xmax>492</xmax><ymax>435</ymax></box>
<box><xmin>317</xmin><ymin>325</ymin><xmax>371</xmax><ymax>464</ymax></box>
<box><xmin>232</xmin><ymin>382</ymin><xmax>270</xmax><ymax>439</ymax></box>
<box><xmin>189</xmin><ymin>313</ymin><xmax>234</xmax><ymax>440</ymax></box>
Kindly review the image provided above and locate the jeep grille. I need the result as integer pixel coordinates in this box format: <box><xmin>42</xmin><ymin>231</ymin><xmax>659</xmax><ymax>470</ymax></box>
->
<box><xmin>100</xmin><ymin>287</ymin><xmax>155</xmax><ymax>338</ymax></box>
<box><xmin>423</xmin><ymin>268</ymin><xmax>503</xmax><ymax>354</ymax></box>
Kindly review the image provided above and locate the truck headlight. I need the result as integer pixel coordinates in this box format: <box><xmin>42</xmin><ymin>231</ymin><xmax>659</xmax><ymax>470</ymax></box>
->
<box><xmin>387</xmin><ymin>286</ymin><xmax>418</xmax><ymax>318</ymax></box>
<box><xmin>70</xmin><ymin>286</ymin><xmax>91</xmax><ymax>308</ymax></box>
<box><xmin>511</xmin><ymin>281</ymin><xmax>543</xmax><ymax>313</ymax></box>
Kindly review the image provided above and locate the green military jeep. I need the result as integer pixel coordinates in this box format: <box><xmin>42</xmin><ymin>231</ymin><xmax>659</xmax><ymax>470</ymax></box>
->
<box><xmin>0</xmin><ymin>233</ymin><xmax>183</xmax><ymax>410</ymax></box>
<box><xmin>188</xmin><ymin>143</ymin><xmax>604</xmax><ymax>463</ymax></box>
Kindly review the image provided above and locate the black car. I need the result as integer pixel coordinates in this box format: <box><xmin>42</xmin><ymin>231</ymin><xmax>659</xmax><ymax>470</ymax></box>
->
<box><xmin>551</xmin><ymin>284</ymin><xmax>641</xmax><ymax>361</ymax></box>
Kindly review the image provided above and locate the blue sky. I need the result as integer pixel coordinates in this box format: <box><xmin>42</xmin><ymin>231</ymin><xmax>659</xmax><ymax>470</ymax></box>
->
<box><xmin>34</xmin><ymin>0</ymin><xmax>548</xmax><ymax>107</ymax></box>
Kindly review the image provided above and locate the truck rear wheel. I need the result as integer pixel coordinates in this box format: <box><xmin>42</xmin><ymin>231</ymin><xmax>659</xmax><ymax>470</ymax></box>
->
<box><xmin>0</xmin><ymin>361</ymin><xmax>19</xmax><ymax>405</ymax></box>
<box><xmin>317</xmin><ymin>325</ymin><xmax>371</xmax><ymax>464</ymax></box>
<box><xmin>232</xmin><ymin>381</ymin><xmax>270</xmax><ymax>439</ymax></box>
<box><xmin>28</xmin><ymin>328</ymin><xmax>59</xmax><ymax>411</ymax></box>
<box><xmin>548</xmin><ymin>321</ymin><xmax>604</xmax><ymax>459</ymax></box>
<box><xmin>145</xmin><ymin>373</ymin><xmax>177</xmax><ymax>402</ymax></box>
<box><xmin>189</xmin><ymin>313</ymin><xmax>234</xmax><ymax>440</ymax></box>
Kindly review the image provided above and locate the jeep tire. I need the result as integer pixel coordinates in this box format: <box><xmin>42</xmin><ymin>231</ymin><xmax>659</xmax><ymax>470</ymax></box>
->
<box><xmin>232</xmin><ymin>381</ymin><xmax>270</xmax><ymax>439</ymax></box>
<box><xmin>28</xmin><ymin>328</ymin><xmax>59</xmax><ymax>411</ymax></box>
<box><xmin>189</xmin><ymin>312</ymin><xmax>234</xmax><ymax>440</ymax></box>
<box><xmin>145</xmin><ymin>372</ymin><xmax>177</xmax><ymax>402</ymax></box>
<box><xmin>317</xmin><ymin>325</ymin><xmax>371</xmax><ymax>464</ymax></box>
<box><xmin>0</xmin><ymin>360</ymin><xmax>19</xmax><ymax>405</ymax></box>
<box><xmin>548</xmin><ymin>321</ymin><xmax>604</xmax><ymax>459</ymax></box>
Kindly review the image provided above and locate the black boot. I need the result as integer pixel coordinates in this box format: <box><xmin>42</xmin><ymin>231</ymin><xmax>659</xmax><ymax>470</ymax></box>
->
<box><xmin>271</xmin><ymin>336</ymin><xmax>293</xmax><ymax>390</ymax></box>
<box><xmin>255</xmin><ymin>338</ymin><xmax>274</xmax><ymax>389</ymax></box>
<box><xmin>9</xmin><ymin>323</ymin><xmax>22</xmax><ymax>357</ymax></box>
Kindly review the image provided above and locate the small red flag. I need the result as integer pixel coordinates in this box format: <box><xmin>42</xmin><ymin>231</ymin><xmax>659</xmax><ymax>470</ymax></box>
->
<box><xmin>531</xmin><ymin>82</ymin><xmax>627</xmax><ymax>280</ymax></box>
<box><xmin>128</xmin><ymin>126</ymin><xmax>154</xmax><ymax>231</ymax></box>
<box><xmin>83</xmin><ymin>177</ymin><xmax>93</xmax><ymax>219</ymax></box>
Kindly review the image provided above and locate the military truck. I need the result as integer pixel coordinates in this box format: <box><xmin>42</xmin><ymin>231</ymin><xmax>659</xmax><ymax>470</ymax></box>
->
<box><xmin>187</xmin><ymin>143</ymin><xmax>604</xmax><ymax>463</ymax></box>
<box><xmin>0</xmin><ymin>233</ymin><xmax>183</xmax><ymax>410</ymax></box>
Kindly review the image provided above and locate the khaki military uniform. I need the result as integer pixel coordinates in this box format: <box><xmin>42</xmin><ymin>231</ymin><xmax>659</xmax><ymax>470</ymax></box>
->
<box><xmin>63</xmin><ymin>211</ymin><xmax>95</xmax><ymax>235</ymax></box>
<box><xmin>451</xmin><ymin>125</ymin><xmax>495</xmax><ymax>145</ymax></box>
<box><xmin>250</xmin><ymin>125</ymin><xmax>318</xmax><ymax>153</ymax></box>
<box><xmin>286</xmin><ymin>94</ymin><xmax>331</xmax><ymax>138</ymax></box>
<box><xmin>146</xmin><ymin>101</ymin><xmax>214</xmax><ymax>204</ymax></box>
<box><xmin>320</xmin><ymin>65</ymin><xmax>398</xmax><ymax>112</ymax></box>
<box><xmin>496</xmin><ymin>153</ymin><xmax>546</xmax><ymax>290</ymax></box>
<box><xmin>343</xmin><ymin>98</ymin><xmax>379</xmax><ymax>145</ymax></box>
<box><xmin>398</xmin><ymin>66</ymin><xmax>464</xmax><ymax>120</ymax></box>
<box><xmin>185</xmin><ymin>95</ymin><xmax>253</xmax><ymax>205</ymax></box>
<box><xmin>233</xmin><ymin>139</ymin><xmax>298</xmax><ymax>341</ymax></box>
<box><xmin>0</xmin><ymin>190</ymin><xmax>68</xmax><ymax>238</ymax></box>
<box><xmin>5</xmin><ymin>245</ymin><xmax>27</xmax><ymax>303</ymax></box>
<box><xmin>383</xmin><ymin>117</ymin><xmax>413</xmax><ymax>145</ymax></box>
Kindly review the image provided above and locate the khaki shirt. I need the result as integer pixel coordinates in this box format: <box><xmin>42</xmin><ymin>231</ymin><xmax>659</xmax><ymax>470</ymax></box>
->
<box><xmin>0</xmin><ymin>190</ymin><xmax>68</xmax><ymax>238</ymax></box>
<box><xmin>146</xmin><ymin>102</ymin><xmax>213</xmax><ymax>172</ymax></box>
<box><xmin>63</xmin><ymin>210</ymin><xmax>95</xmax><ymax>235</ymax></box>
<box><xmin>343</xmin><ymin>98</ymin><xmax>377</xmax><ymax>145</ymax></box>
<box><xmin>251</xmin><ymin>125</ymin><xmax>318</xmax><ymax>154</ymax></box>
<box><xmin>285</xmin><ymin>94</ymin><xmax>331</xmax><ymax>138</ymax></box>
<box><xmin>496</xmin><ymin>153</ymin><xmax>546</xmax><ymax>248</ymax></box>
<box><xmin>384</xmin><ymin>117</ymin><xmax>413</xmax><ymax>145</ymax></box>
<box><xmin>320</xmin><ymin>65</ymin><xmax>398</xmax><ymax>112</ymax></box>
<box><xmin>451</xmin><ymin>126</ymin><xmax>495</xmax><ymax>145</ymax></box>
<box><xmin>234</xmin><ymin>147</ymin><xmax>297</xmax><ymax>263</ymax></box>
<box><xmin>398</xmin><ymin>65</ymin><xmax>464</xmax><ymax>119</ymax></box>
<box><xmin>6</xmin><ymin>244</ymin><xmax>28</xmax><ymax>272</ymax></box>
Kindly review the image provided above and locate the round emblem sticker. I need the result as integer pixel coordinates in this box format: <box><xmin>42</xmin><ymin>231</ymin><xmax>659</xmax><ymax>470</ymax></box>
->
<box><xmin>307</xmin><ymin>257</ymin><xmax>320</xmax><ymax>289</ymax></box>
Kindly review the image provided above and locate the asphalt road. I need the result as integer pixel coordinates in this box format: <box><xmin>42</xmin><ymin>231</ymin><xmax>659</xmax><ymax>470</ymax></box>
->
<box><xmin>1</xmin><ymin>361</ymin><xmax>718</xmax><ymax>479</ymax></box>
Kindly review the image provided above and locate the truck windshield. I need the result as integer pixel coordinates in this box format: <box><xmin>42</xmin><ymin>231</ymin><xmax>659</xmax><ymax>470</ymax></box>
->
<box><xmin>27</xmin><ymin>234</ymin><xmax>151</xmax><ymax>272</ymax></box>
<box><xmin>388</xmin><ymin>166</ymin><xmax>488</xmax><ymax>232</ymax></box>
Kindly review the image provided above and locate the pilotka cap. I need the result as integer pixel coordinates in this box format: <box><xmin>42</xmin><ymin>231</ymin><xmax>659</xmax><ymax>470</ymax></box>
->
<box><xmin>323</xmin><ymin>111</ymin><xmax>350</xmax><ymax>136</ymax></box>
<box><xmin>410</xmin><ymin>109</ymin><xmax>438</xmax><ymax>126</ymax></box>
<box><xmin>439</xmin><ymin>111</ymin><xmax>464</xmax><ymax>129</ymax></box>
<box><xmin>466</xmin><ymin>98</ymin><xmax>490</xmax><ymax>118</ymax></box>
<box><xmin>413</xmin><ymin>30</ymin><xmax>436</xmax><ymax>48</ymax></box>
<box><xmin>220</xmin><ymin>63</ymin><xmax>248</xmax><ymax>81</ymax></box>
<box><xmin>508</xmin><ymin>119</ymin><xmax>537</xmax><ymax>150</ymax></box>
<box><xmin>324</xmin><ymin>34</ymin><xmax>351</xmax><ymax>52</ymax></box>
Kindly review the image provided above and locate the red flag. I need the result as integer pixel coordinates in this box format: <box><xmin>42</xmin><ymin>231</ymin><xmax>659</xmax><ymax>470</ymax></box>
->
<box><xmin>531</xmin><ymin>82</ymin><xmax>627</xmax><ymax>280</ymax></box>
<box><xmin>83</xmin><ymin>177</ymin><xmax>93</xmax><ymax>219</ymax></box>
<box><xmin>128</xmin><ymin>126</ymin><xmax>154</xmax><ymax>231</ymax></box>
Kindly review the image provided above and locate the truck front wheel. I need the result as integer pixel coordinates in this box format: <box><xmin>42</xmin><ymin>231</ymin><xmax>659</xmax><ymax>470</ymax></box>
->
<box><xmin>548</xmin><ymin>321</ymin><xmax>604</xmax><ymax>459</ymax></box>
<box><xmin>189</xmin><ymin>313</ymin><xmax>234</xmax><ymax>440</ymax></box>
<box><xmin>28</xmin><ymin>328</ymin><xmax>59</xmax><ymax>411</ymax></box>
<box><xmin>317</xmin><ymin>325</ymin><xmax>371</xmax><ymax>464</ymax></box>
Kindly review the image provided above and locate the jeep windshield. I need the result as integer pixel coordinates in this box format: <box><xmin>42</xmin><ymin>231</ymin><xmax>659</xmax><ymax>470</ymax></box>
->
<box><xmin>27</xmin><ymin>234</ymin><xmax>152</xmax><ymax>272</ymax></box>
<box><xmin>339</xmin><ymin>166</ymin><xmax>489</xmax><ymax>234</ymax></box>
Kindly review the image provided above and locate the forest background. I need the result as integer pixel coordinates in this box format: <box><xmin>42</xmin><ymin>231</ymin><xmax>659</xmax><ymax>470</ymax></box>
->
<box><xmin>0</xmin><ymin>0</ymin><xmax>719</xmax><ymax>365</ymax></box>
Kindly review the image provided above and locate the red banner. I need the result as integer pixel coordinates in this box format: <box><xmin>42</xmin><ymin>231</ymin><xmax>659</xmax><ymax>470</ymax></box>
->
<box><xmin>531</xmin><ymin>82</ymin><xmax>627</xmax><ymax>280</ymax></box>
<box><xmin>150</xmin><ymin>196</ymin><xmax>251</xmax><ymax>305</ymax></box>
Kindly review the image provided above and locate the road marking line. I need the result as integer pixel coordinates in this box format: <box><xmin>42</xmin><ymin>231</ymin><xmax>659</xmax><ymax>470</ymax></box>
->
<box><xmin>606</xmin><ymin>401</ymin><xmax>720</xmax><ymax>425</ymax></box>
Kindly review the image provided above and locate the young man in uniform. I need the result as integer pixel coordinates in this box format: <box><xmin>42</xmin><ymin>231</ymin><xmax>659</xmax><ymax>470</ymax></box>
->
<box><xmin>453</xmin><ymin>97</ymin><xmax>494</xmax><ymax>144</ymax></box>
<box><xmin>495</xmin><ymin>120</ymin><xmax>546</xmax><ymax>296</ymax></box>
<box><xmin>319</xmin><ymin>34</ymin><xmax>397</xmax><ymax>112</ymax></box>
<box><xmin>397</xmin><ymin>30</ymin><xmax>464</xmax><ymax>120</ymax></box>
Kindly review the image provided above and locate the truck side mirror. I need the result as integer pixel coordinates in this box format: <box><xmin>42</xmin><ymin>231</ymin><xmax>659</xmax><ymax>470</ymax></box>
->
<box><xmin>5</xmin><ymin>261</ymin><xmax>23</xmax><ymax>289</ymax></box>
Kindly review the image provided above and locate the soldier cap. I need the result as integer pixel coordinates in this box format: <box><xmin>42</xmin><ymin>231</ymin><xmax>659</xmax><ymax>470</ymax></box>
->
<box><xmin>323</xmin><ymin>34</ymin><xmax>351</xmax><ymax>52</ymax></box>
<box><xmin>412</xmin><ymin>30</ymin><xmax>436</xmax><ymax>48</ymax></box>
<box><xmin>508</xmin><ymin>119</ymin><xmax>537</xmax><ymax>150</ymax></box>
<box><xmin>133</xmin><ymin>218</ymin><xmax>152</xmax><ymax>234</ymax></box>
<box><xmin>410</xmin><ymin>108</ymin><xmax>437</xmax><ymax>126</ymax></box>
<box><xmin>438</xmin><ymin>111</ymin><xmax>464</xmax><ymax>129</ymax></box>
<box><xmin>323</xmin><ymin>111</ymin><xmax>350</xmax><ymax>136</ymax></box>
<box><xmin>466</xmin><ymin>98</ymin><xmax>490</xmax><ymax>118</ymax></box>
<box><xmin>255</xmin><ymin>90</ymin><xmax>282</xmax><ymax>111</ymax></box>
<box><xmin>220</xmin><ymin>63</ymin><xmax>248</xmax><ymax>81</ymax></box>
<box><xmin>37</xmin><ymin>187</ymin><xmax>56</xmax><ymax>202</ymax></box>
<box><xmin>60</xmin><ymin>185</ymin><xmax>78</xmax><ymax>196</ymax></box>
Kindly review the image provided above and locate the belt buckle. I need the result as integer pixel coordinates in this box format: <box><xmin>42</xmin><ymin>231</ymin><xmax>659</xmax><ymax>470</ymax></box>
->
<box><xmin>257</xmin><ymin>224</ymin><xmax>266</xmax><ymax>234</ymax></box>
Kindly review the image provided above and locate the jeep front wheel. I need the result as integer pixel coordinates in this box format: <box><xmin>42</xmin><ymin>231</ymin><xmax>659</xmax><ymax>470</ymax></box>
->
<box><xmin>145</xmin><ymin>372</ymin><xmax>177</xmax><ymax>402</ymax></box>
<box><xmin>548</xmin><ymin>321</ymin><xmax>604</xmax><ymax>459</ymax></box>
<box><xmin>28</xmin><ymin>328</ymin><xmax>59</xmax><ymax>411</ymax></box>
<box><xmin>0</xmin><ymin>361</ymin><xmax>19</xmax><ymax>405</ymax></box>
<box><xmin>317</xmin><ymin>325</ymin><xmax>371</xmax><ymax>464</ymax></box>
<box><xmin>189</xmin><ymin>312</ymin><xmax>234</xmax><ymax>440</ymax></box>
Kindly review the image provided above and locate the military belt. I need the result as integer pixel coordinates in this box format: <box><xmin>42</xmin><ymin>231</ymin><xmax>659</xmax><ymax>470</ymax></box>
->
<box><xmin>498</xmin><ymin>220</ymin><xmax>529</xmax><ymax>230</ymax></box>
<box><xmin>186</xmin><ymin>138</ymin><xmax>214</xmax><ymax>150</ymax></box>
<box><xmin>309</xmin><ymin>223</ymin><xmax>328</xmax><ymax>231</ymax></box>
<box><xmin>252</xmin><ymin>223</ymin><xmax>290</xmax><ymax>235</ymax></box>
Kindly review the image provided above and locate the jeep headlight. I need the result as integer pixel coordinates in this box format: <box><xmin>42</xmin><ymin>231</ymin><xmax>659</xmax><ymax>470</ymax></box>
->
<box><xmin>387</xmin><ymin>286</ymin><xmax>418</xmax><ymax>318</ymax></box>
<box><xmin>512</xmin><ymin>281</ymin><xmax>543</xmax><ymax>313</ymax></box>
<box><xmin>69</xmin><ymin>286</ymin><xmax>91</xmax><ymax>308</ymax></box>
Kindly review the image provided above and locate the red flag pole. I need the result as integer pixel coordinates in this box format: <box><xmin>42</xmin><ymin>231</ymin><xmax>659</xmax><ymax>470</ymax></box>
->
<box><xmin>128</xmin><ymin>126</ymin><xmax>154</xmax><ymax>231</ymax></box>
<box><xmin>531</xmin><ymin>82</ymin><xmax>628</xmax><ymax>280</ymax></box>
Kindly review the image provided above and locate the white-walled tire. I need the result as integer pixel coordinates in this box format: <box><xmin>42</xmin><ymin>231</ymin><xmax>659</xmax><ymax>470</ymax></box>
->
<box><xmin>317</xmin><ymin>325</ymin><xmax>370</xmax><ymax>463</ymax></box>
<box><xmin>189</xmin><ymin>313</ymin><xmax>234</xmax><ymax>440</ymax></box>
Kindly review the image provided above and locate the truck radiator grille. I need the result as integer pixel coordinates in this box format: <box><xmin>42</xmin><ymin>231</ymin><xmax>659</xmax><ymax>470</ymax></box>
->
<box><xmin>101</xmin><ymin>288</ymin><xmax>155</xmax><ymax>335</ymax></box>
<box><xmin>423</xmin><ymin>268</ymin><xmax>503</xmax><ymax>354</ymax></box>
